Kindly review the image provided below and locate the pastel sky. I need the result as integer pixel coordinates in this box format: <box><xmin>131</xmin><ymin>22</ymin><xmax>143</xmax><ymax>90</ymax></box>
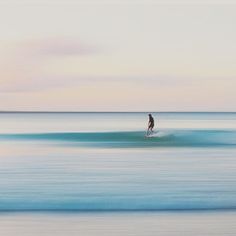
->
<box><xmin>0</xmin><ymin>0</ymin><xmax>236</xmax><ymax>111</ymax></box>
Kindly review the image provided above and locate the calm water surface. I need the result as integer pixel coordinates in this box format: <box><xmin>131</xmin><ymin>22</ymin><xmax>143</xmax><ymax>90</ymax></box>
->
<box><xmin>0</xmin><ymin>112</ymin><xmax>236</xmax><ymax>235</ymax></box>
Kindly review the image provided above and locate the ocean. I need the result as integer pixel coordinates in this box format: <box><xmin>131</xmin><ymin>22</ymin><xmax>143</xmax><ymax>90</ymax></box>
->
<box><xmin>0</xmin><ymin>112</ymin><xmax>236</xmax><ymax>235</ymax></box>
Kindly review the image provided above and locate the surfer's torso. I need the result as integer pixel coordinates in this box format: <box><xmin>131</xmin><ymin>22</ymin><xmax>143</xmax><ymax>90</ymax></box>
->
<box><xmin>149</xmin><ymin>116</ymin><xmax>154</xmax><ymax>128</ymax></box>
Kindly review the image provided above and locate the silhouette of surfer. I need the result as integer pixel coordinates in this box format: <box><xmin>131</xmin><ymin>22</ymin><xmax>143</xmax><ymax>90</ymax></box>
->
<box><xmin>147</xmin><ymin>114</ymin><xmax>154</xmax><ymax>136</ymax></box>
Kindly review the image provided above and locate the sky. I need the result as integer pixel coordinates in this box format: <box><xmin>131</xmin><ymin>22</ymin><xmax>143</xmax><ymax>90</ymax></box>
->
<box><xmin>0</xmin><ymin>0</ymin><xmax>235</xmax><ymax>111</ymax></box>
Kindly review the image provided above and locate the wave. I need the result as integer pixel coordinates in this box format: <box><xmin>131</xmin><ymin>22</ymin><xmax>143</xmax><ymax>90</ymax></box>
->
<box><xmin>1</xmin><ymin>129</ymin><xmax>236</xmax><ymax>148</ymax></box>
<box><xmin>0</xmin><ymin>197</ymin><xmax>236</xmax><ymax>212</ymax></box>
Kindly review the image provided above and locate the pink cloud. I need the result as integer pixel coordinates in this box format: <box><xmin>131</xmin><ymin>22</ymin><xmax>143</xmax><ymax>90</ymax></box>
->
<box><xmin>0</xmin><ymin>38</ymin><xmax>101</xmax><ymax>93</ymax></box>
<box><xmin>19</xmin><ymin>38</ymin><xmax>100</xmax><ymax>58</ymax></box>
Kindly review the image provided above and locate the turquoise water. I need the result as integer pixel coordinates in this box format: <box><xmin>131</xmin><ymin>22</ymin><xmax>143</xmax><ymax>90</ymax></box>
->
<box><xmin>0</xmin><ymin>112</ymin><xmax>236</xmax><ymax>211</ymax></box>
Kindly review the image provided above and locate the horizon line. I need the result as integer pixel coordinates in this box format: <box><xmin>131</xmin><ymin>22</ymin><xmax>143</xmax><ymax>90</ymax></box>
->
<box><xmin>0</xmin><ymin>111</ymin><xmax>236</xmax><ymax>113</ymax></box>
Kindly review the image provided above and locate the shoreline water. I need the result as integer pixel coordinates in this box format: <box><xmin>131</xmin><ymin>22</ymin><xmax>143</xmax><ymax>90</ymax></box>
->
<box><xmin>0</xmin><ymin>211</ymin><xmax>236</xmax><ymax>236</ymax></box>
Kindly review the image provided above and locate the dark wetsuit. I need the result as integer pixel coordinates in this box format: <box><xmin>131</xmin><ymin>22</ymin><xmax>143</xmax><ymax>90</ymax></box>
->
<box><xmin>149</xmin><ymin>116</ymin><xmax>154</xmax><ymax>128</ymax></box>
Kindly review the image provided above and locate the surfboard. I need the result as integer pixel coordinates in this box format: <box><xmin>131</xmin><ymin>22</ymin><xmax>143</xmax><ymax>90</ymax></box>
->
<box><xmin>145</xmin><ymin>131</ymin><xmax>158</xmax><ymax>138</ymax></box>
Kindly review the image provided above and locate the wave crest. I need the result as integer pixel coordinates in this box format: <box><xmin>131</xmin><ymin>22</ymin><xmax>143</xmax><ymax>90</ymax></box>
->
<box><xmin>1</xmin><ymin>129</ymin><xmax>236</xmax><ymax>148</ymax></box>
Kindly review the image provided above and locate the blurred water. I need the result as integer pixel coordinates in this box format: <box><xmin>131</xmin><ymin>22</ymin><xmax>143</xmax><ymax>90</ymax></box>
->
<box><xmin>0</xmin><ymin>112</ymin><xmax>235</xmax><ymax>212</ymax></box>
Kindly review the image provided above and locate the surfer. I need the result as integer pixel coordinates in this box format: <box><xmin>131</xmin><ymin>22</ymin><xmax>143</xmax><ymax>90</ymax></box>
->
<box><xmin>147</xmin><ymin>113</ymin><xmax>154</xmax><ymax>136</ymax></box>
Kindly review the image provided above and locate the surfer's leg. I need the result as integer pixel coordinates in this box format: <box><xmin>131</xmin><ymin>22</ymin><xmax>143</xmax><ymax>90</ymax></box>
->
<box><xmin>150</xmin><ymin>125</ymin><xmax>154</xmax><ymax>133</ymax></box>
